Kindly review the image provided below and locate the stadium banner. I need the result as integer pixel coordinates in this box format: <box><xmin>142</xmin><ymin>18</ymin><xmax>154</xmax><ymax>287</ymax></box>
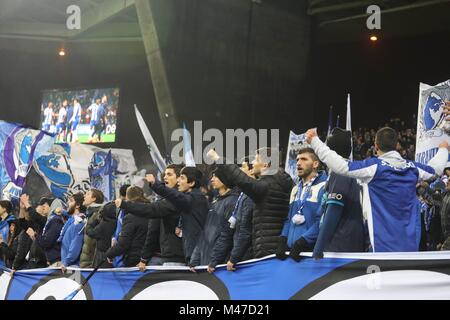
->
<box><xmin>415</xmin><ymin>79</ymin><xmax>450</xmax><ymax>165</ymax></box>
<box><xmin>285</xmin><ymin>131</ymin><xmax>308</xmax><ymax>183</ymax></box>
<box><xmin>32</xmin><ymin>143</ymin><xmax>137</xmax><ymax>202</ymax></box>
<box><xmin>2</xmin><ymin>252</ymin><xmax>450</xmax><ymax>300</ymax></box>
<box><xmin>0</xmin><ymin>121</ymin><xmax>55</xmax><ymax>200</ymax></box>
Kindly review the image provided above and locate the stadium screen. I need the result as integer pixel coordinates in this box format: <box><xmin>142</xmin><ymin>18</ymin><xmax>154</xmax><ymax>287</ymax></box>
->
<box><xmin>40</xmin><ymin>88</ymin><xmax>119</xmax><ymax>144</ymax></box>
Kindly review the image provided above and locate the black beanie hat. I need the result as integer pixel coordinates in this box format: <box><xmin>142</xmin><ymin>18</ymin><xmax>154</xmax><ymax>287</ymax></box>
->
<box><xmin>326</xmin><ymin>127</ymin><xmax>352</xmax><ymax>159</ymax></box>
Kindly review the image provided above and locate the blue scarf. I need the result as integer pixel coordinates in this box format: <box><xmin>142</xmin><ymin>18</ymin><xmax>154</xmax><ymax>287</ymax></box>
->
<box><xmin>112</xmin><ymin>209</ymin><xmax>125</xmax><ymax>268</ymax></box>
<box><xmin>0</xmin><ymin>214</ymin><xmax>16</xmax><ymax>243</ymax></box>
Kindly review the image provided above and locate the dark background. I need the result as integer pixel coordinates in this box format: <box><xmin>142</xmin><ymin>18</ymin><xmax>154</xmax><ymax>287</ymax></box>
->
<box><xmin>0</xmin><ymin>0</ymin><xmax>449</xmax><ymax>168</ymax></box>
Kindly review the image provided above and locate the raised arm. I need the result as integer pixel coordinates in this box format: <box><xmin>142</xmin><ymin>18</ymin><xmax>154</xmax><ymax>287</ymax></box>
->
<box><xmin>151</xmin><ymin>181</ymin><xmax>193</xmax><ymax>210</ymax></box>
<box><xmin>308</xmin><ymin>132</ymin><xmax>377</xmax><ymax>183</ymax></box>
<box><xmin>119</xmin><ymin>198</ymin><xmax>178</xmax><ymax>219</ymax></box>
<box><xmin>214</xmin><ymin>164</ymin><xmax>268</xmax><ymax>202</ymax></box>
<box><xmin>419</xmin><ymin>141</ymin><xmax>449</xmax><ymax>179</ymax></box>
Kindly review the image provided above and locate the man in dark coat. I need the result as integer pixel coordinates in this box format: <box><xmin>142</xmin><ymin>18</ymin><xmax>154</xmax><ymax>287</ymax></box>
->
<box><xmin>121</xmin><ymin>167</ymin><xmax>209</xmax><ymax>264</ymax></box>
<box><xmin>86</xmin><ymin>202</ymin><xmax>117</xmax><ymax>268</ymax></box>
<box><xmin>207</xmin><ymin>147</ymin><xmax>293</xmax><ymax>258</ymax></box>
<box><xmin>128</xmin><ymin>164</ymin><xmax>185</xmax><ymax>269</ymax></box>
<box><xmin>188</xmin><ymin>174</ymin><xmax>239</xmax><ymax>271</ymax></box>
<box><xmin>107</xmin><ymin>186</ymin><xmax>149</xmax><ymax>267</ymax></box>
<box><xmin>210</xmin><ymin>160</ymin><xmax>255</xmax><ymax>272</ymax></box>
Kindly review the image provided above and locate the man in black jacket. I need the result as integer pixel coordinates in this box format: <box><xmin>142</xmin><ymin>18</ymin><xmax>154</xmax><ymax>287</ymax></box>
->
<box><xmin>36</xmin><ymin>199</ymin><xmax>66</xmax><ymax>267</ymax></box>
<box><xmin>118</xmin><ymin>167</ymin><xmax>209</xmax><ymax>264</ymax></box>
<box><xmin>207</xmin><ymin>148</ymin><xmax>293</xmax><ymax>258</ymax></box>
<box><xmin>86</xmin><ymin>202</ymin><xmax>117</xmax><ymax>268</ymax></box>
<box><xmin>189</xmin><ymin>173</ymin><xmax>239</xmax><ymax>272</ymax></box>
<box><xmin>210</xmin><ymin>160</ymin><xmax>255</xmax><ymax>272</ymax></box>
<box><xmin>132</xmin><ymin>164</ymin><xmax>185</xmax><ymax>269</ymax></box>
<box><xmin>106</xmin><ymin>187</ymin><xmax>149</xmax><ymax>267</ymax></box>
<box><xmin>20</xmin><ymin>195</ymin><xmax>53</xmax><ymax>269</ymax></box>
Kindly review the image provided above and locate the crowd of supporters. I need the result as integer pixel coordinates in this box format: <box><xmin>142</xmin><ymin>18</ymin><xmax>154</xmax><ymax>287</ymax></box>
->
<box><xmin>1</xmin><ymin>116</ymin><xmax>450</xmax><ymax>274</ymax></box>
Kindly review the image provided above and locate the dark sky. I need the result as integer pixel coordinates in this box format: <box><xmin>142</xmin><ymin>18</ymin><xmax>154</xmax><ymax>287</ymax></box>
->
<box><xmin>310</xmin><ymin>31</ymin><xmax>450</xmax><ymax>133</ymax></box>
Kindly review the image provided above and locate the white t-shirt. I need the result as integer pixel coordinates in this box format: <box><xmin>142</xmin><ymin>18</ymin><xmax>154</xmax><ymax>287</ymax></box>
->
<box><xmin>57</xmin><ymin>107</ymin><xmax>67</xmax><ymax>124</ymax></box>
<box><xmin>44</xmin><ymin>107</ymin><xmax>53</xmax><ymax>125</ymax></box>
<box><xmin>88</xmin><ymin>103</ymin><xmax>99</xmax><ymax>122</ymax></box>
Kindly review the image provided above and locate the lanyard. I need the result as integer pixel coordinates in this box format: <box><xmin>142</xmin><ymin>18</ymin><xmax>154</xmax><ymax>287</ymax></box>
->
<box><xmin>296</xmin><ymin>175</ymin><xmax>318</xmax><ymax>213</ymax></box>
<box><xmin>231</xmin><ymin>192</ymin><xmax>245</xmax><ymax>218</ymax></box>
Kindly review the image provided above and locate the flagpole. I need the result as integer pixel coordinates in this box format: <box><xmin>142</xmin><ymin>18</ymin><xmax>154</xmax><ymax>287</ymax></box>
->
<box><xmin>346</xmin><ymin>93</ymin><xmax>353</xmax><ymax>160</ymax></box>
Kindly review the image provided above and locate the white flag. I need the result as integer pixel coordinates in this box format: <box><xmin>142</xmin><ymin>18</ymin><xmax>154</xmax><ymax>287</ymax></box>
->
<box><xmin>134</xmin><ymin>105</ymin><xmax>166</xmax><ymax>174</ymax></box>
<box><xmin>183</xmin><ymin>123</ymin><xmax>196</xmax><ymax>167</ymax></box>
<box><xmin>346</xmin><ymin>93</ymin><xmax>353</xmax><ymax>160</ymax></box>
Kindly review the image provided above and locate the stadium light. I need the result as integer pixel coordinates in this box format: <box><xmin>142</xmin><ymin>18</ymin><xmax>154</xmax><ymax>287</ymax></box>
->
<box><xmin>58</xmin><ymin>48</ymin><xmax>66</xmax><ymax>56</ymax></box>
<box><xmin>370</xmin><ymin>35</ymin><xmax>378</xmax><ymax>42</ymax></box>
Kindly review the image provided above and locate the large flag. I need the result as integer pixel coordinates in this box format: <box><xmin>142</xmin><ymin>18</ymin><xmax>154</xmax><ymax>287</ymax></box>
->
<box><xmin>346</xmin><ymin>93</ymin><xmax>353</xmax><ymax>160</ymax></box>
<box><xmin>415</xmin><ymin>79</ymin><xmax>450</xmax><ymax>165</ymax></box>
<box><xmin>0</xmin><ymin>121</ymin><xmax>54</xmax><ymax>200</ymax></box>
<box><xmin>183</xmin><ymin>123</ymin><xmax>196</xmax><ymax>167</ymax></box>
<box><xmin>285</xmin><ymin>131</ymin><xmax>308</xmax><ymax>182</ymax></box>
<box><xmin>89</xmin><ymin>150</ymin><xmax>116</xmax><ymax>202</ymax></box>
<box><xmin>32</xmin><ymin>143</ymin><xmax>137</xmax><ymax>202</ymax></box>
<box><xmin>134</xmin><ymin>105</ymin><xmax>166</xmax><ymax>174</ymax></box>
<box><xmin>2</xmin><ymin>252</ymin><xmax>450</xmax><ymax>300</ymax></box>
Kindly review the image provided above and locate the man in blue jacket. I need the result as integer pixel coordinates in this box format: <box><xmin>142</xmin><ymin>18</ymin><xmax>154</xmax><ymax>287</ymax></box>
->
<box><xmin>276</xmin><ymin>148</ymin><xmax>328</xmax><ymax>262</ymax></box>
<box><xmin>59</xmin><ymin>193</ymin><xmax>86</xmax><ymax>272</ymax></box>
<box><xmin>306</xmin><ymin>127</ymin><xmax>449</xmax><ymax>252</ymax></box>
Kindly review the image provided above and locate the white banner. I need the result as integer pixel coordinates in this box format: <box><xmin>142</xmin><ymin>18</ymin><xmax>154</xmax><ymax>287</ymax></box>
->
<box><xmin>415</xmin><ymin>79</ymin><xmax>450</xmax><ymax>165</ymax></box>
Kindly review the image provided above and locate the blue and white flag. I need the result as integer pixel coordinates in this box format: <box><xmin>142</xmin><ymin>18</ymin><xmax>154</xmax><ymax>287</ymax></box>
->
<box><xmin>0</xmin><ymin>121</ymin><xmax>54</xmax><ymax>200</ymax></box>
<box><xmin>134</xmin><ymin>105</ymin><xmax>166</xmax><ymax>174</ymax></box>
<box><xmin>2</xmin><ymin>252</ymin><xmax>450</xmax><ymax>300</ymax></box>
<box><xmin>89</xmin><ymin>150</ymin><xmax>116</xmax><ymax>202</ymax></box>
<box><xmin>33</xmin><ymin>144</ymin><xmax>136</xmax><ymax>202</ymax></box>
<box><xmin>183</xmin><ymin>123</ymin><xmax>196</xmax><ymax>167</ymax></box>
<box><xmin>415</xmin><ymin>79</ymin><xmax>450</xmax><ymax>165</ymax></box>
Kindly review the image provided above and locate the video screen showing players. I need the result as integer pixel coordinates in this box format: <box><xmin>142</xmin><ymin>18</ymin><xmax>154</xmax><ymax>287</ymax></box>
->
<box><xmin>40</xmin><ymin>88</ymin><xmax>120</xmax><ymax>144</ymax></box>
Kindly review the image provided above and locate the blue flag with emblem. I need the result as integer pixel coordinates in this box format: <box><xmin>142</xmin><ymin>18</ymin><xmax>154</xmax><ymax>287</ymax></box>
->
<box><xmin>88</xmin><ymin>150</ymin><xmax>116</xmax><ymax>201</ymax></box>
<box><xmin>0</xmin><ymin>120</ymin><xmax>54</xmax><ymax>200</ymax></box>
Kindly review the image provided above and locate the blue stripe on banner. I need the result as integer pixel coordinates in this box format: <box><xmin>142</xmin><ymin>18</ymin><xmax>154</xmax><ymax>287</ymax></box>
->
<box><xmin>5</xmin><ymin>253</ymin><xmax>450</xmax><ymax>300</ymax></box>
<box><xmin>215</xmin><ymin>257</ymin><xmax>355</xmax><ymax>300</ymax></box>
